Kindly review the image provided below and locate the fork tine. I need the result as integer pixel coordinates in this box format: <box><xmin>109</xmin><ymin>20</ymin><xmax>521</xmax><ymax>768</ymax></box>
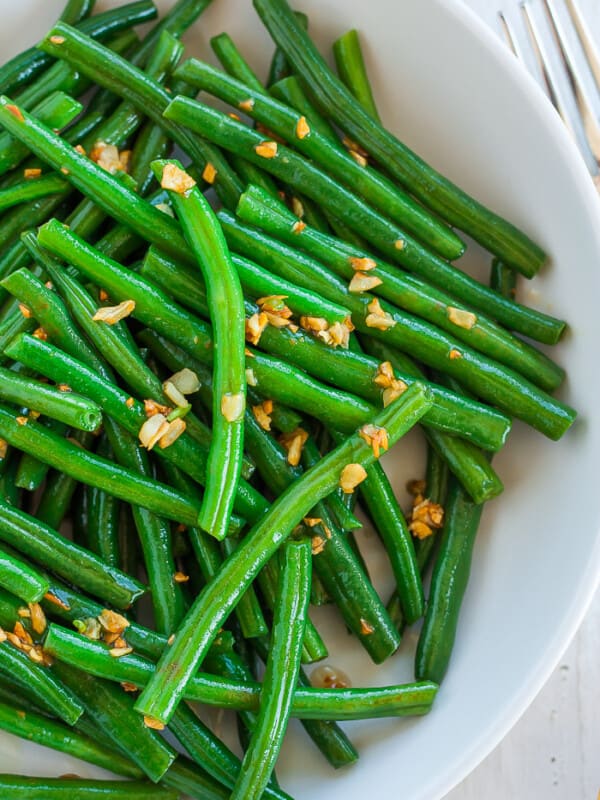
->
<box><xmin>544</xmin><ymin>0</ymin><xmax>600</xmax><ymax>130</ymax></box>
<box><xmin>499</xmin><ymin>8</ymin><xmax>548</xmax><ymax>92</ymax></box>
<box><xmin>522</xmin><ymin>0</ymin><xmax>599</xmax><ymax>175</ymax></box>
<box><xmin>566</xmin><ymin>0</ymin><xmax>600</xmax><ymax>90</ymax></box>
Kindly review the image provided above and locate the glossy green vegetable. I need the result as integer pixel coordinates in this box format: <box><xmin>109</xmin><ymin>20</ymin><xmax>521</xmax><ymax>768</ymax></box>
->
<box><xmin>0</xmin><ymin>546</ymin><xmax>49</xmax><ymax>603</ymax></box>
<box><xmin>0</xmin><ymin>777</ymin><xmax>176</xmax><ymax>799</ymax></box>
<box><xmin>153</xmin><ymin>158</ymin><xmax>246</xmax><ymax>539</ymax></box>
<box><xmin>231</xmin><ymin>539</ymin><xmax>311</xmax><ymax>799</ymax></box>
<box><xmin>253</xmin><ymin>0</ymin><xmax>547</xmax><ymax>276</ymax></box>
<box><xmin>333</xmin><ymin>29</ymin><xmax>381</xmax><ymax>120</ymax></box>
<box><xmin>135</xmin><ymin>382</ymin><xmax>432</xmax><ymax>723</ymax></box>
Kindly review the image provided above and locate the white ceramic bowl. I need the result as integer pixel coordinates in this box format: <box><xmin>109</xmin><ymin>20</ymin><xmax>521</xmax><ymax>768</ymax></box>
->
<box><xmin>1</xmin><ymin>1</ymin><xmax>600</xmax><ymax>799</ymax></box>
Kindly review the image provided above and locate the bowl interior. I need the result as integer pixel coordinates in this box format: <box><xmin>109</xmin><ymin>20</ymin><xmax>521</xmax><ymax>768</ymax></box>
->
<box><xmin>1</xmin><ymin>1</ymin><xmax>600</xmax><ymax>798</ymax></box>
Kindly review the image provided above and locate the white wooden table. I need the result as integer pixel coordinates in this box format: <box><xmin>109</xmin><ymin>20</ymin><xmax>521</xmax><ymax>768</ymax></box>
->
<box><xmin>446</xmin><ymin>4</ymin><xmax>600</xmax><ymax>798</ymax></box>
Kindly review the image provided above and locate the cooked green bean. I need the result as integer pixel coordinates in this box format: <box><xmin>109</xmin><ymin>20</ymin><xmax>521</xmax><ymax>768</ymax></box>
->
<box><xmin>269</xmin><ymin>74</ymin><xmax>340</xmax><ymax>146</ymax></box>
<box><xmin>232</xmin><ymin>538</ymin><xmax>311</xmax><ymax>800</ymax></box>
<box><xmin>0</xmin><ymin>494</ymin><xmax>144</xmax><ymax>608</ymax></box>
<box><xmin>0</xmin><ymin>642</ymin><xmax>83</xmax><ymax>725</ymax></box>
<box><xmin>266</xmin><ymin>12</ymin><xmax>308</xmax><ymax>87</ymax></box>
<box><xmin>0</xmin><ymin>173</ymin><xmax>67</xmax><ymax>212</ymax></box>
<box><xmin>236</xmin><ymin>185</ymin><xmax>565</xmax><ymax>390</ymax></box>
<box><xmin>0</xmin><ymin>405</ymin><xmax>203</xmax><ymax>526</ymax></box>
<box><xmin>35</xmin><ymin>433</ymin><xmax>94</xmax><ymax>529</ymax></box>
<box><xmin>253</xmin><ymin>0</ymin><xmax>546</xmax><ymax>276</ymax></box>
<box><xmin>86</xmin><ymin>438</ymin><xmax>120</xmax><ymax>567</ymax></box>
<box><xmin>210</xmin><ymin>33</ymin><xmax>264</xmax><ymax>91</ymax></box>
<box><xmin>39</xmin><ymin>23</ymin><xmax>243</xmax><ymax>209</ymax></box>
<box><xmin>0</xmin><ymin>546</ymin><xmax>49</xmax><ymax>603</ymax></box>
<box><xmin>0</xmin><ymin>696</ymin><xmax>142</xmax><ymax>779</ymax></box>
<box><xmin>52</xmin><ymin>662</ymin><xmax>177</xmax><ymax>784</ymax></box>
<box><xmin>0</xmin><ymin>2</ymin><xmax>157</xmax><ymax>96</ymax></box>
<box><xmin>0</xmin><ymin>777</ymin><xmax>175</xmax><ymax>800</ymax></box>
<box><xmin>333</xmin><ymin>29</ymin><xmax>381</xmax><ymax>121</ymax></box>
<box><xmin>175</xmin><ymin>61</ymin><xmax>464</xmax><ymax>260</ymax></box>
<box><xmin>44</xmin><ymin>623</ymin><xmax>438</xmax><ymax>721</ymax></box>
<box><xmin>135</xmin><ymin>382</ymin><xmax>432</xmax><ymax>722</ymax></box>
<box><xmin>153</xmin><ymin>158</ymin><xmax>246</xmax><ymax>539</ymax></box>
<box><xmin>14</xmin><ymin>419</ymin><xmax>67</xmax><ymax>492</ymax></box>
<box><xmin>0</xmin><ymin>366</ymin><xmax>101</xmax><ymax>431</ymax></box>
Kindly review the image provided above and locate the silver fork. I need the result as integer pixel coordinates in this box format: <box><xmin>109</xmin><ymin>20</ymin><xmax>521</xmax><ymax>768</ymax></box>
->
<box><xmin>498</xmin><ymin>0</ymin><xmax>600</xmax><ymax>185</ymax></box>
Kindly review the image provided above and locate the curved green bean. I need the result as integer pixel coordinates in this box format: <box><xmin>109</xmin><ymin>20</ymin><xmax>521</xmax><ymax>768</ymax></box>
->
<box><xmin>333</xmin><ymin>29</ymin><xmax>380</xmax><ymax>120</ymax></box>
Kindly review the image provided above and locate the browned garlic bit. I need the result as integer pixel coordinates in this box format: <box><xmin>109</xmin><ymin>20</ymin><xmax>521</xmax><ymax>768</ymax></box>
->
<box><xmin>144</xmin><ymin>399</ymin><xmax>171</xmax><ymax>417</ymax></box>
<box><xmin>360</xmin><ymin>618</ymin><xmax>375</xmax><ymax>635</ymax></box>
<box><xmin>365</xmin><ymin>297</ymin><xmax>396</xmax><ymax>330</ymax></box>
<box><xmin>139</xmin><ymin>414</ymin><xmax>170</xmax><ymax>450</ymax></box>
<box><xmin>245</xmin><ymin>367</ymin><xmax>258</xmax><ymax>387</ymax></box>
<box><xmin>291</xmin><ymin>196</ymin><xmax>304</xmax><ymax>218</ymax></box>
<box><xmin>98</xmin><ymin>609</ymin><xmax>130</xmax><ymax>635</ymax></box>
<box><xmin>349</xmin><ymin>149</ymin><xmax>368</xmax><ymax>167</ymax></box>
<box><xmin>373</xmin><ymin>361</ymin><xmax>408</xmax><ymax>407</ymax></box>
<box><xmin>109</xmin><ymin>646</ymin><xmax>133</xmax><ymax>658</ymax></box>
<box><xmin>18</xmin><ymin>304</ymin><xmax>32</xmax><ymax>318</ymax></box>
<box><xmin>311</xmin><ymin>664</ymin><xmax>352</xmax><ymax>689</ymax></box>
<box><xmin>278</xmin><ymin>426</ymin><xmax>309</xmax><ymax>466</ymax></box>
<box><xmin>2</xmin><ymin>620</ymin><xmax>52</xmax><ymax>666</ymax></box>
<box><xmin>0</xmin><ymin>439</ymin><xmax>7</xmax><ymax>460</ymax></box>
<box><xmin>24</xmin><ymin>167</ymin><xmax>42</xmax><ymax>179</ymax></box>
<box><xmin>144</xmin><ymin>716</ymin><xmax>165</xmax><ymax>730</ymax></box>
<box><xmin>295</xmin><ymin>116</ymin><xmax>310</xmax><ymax>139</ymax></box>
<box><xmin>255</xmin><ymin>140</ymin><xmax>278</xmax><ymax>159</ymax></box>
<box><xmin>202</xmin><ymin>162</ymin><xmax>217</xmax><ymax>184</ymax></box>
<box><xmin>406</xmin><ymin>479</ymin><xmax>445</xmax><ymax>540</ymax></box>
<box><xmin>33</xmin><ymin>328</ymin><xmax>49</xmax><ymax>340</ymax></box>
<box><xmin>349</xmin><ymin>255</ymin><xmax>377</xmax><ymax>272</ymax></box>
<box><xmin>160</xmin><ymin>163</ymin><xmax>196</xmax><ymax>194</ymax></box>
<box><xmin>447</xmin><ymin>306</ymin><xmax>477</xmax><ymax>330</ymax></box>
<box><xmin>159</xmin><ymin>418</ymin><xmax>187</xmax><ymax>449</ymax></box>
<box><xmin>174</xmin><ymin>572</ymin><xmax>190</xmax><ymax>583</ymax></box>
<box><xmin>449</xmin><ymin>348</ymin><xmax>462</xmax><ymax>360</ymax></box>
<box><xmin>121</xmin><ymin>682</ymin><xmax>139</xmax><ymax>693</ymax></box>
<box><xmin>348</xmin><ymin>271</ymin><xmax>382</xmax><ymax>293</ymax></box>
<box><xmin>257</xmin><ymin>295</ymin><xmax>294</xmax><ymax>329</ymax></box>
<box><xmin>163</xmin><ymin>380</ymin><xmax>188</xmax><ymax>409</ymax></box>
<box><xmin>44</xmin><ymin>591</ymin><xmax>70</xmax><ymax>611</ymax></box>
<box><xmin>252</xmin><ymin>399</ymin><xmax>273</xmax><ymax>431</ymax></box>
<box><xmin>311</xmin><ymin>535</ymin><xmax>326</xmax><ymax>555</ymax></box>
<box><xmin>238</xmin><ymin>98</ymin><xmax>255</xmax><ymax>112</ymax></box>
<box><xmin>339</xmin><ymin>463</ymin><xmax>368</xmax><ymax>493</ymax></box>
<box><xmin>245</xmin><ymin>312</ymin><xmax>268</xmax><ymax>345</ymax></box>
<box><xmin>28</xmin><ymin>603</ymin><xmax>47</xmax><ymax>636</ymax></box>
<box><xmin>16</xmin><ymin>416</ymin><xmax>28</xmax><ymax>426</ymax></box>
<box><xmin>92</xmin><ymin>299</ymin><xmax>135</xmax><ymax>325</ymax></box>
<box><xmin>299</xmin><ymin>315</ymin><xmax>352</xmax><ymax>349</ymax></box>
<box><xmin>292</xmin><ymin>220</ymin><xmax>306</xmax><ymax>234</ymax></box>
<box><xmin>358</xmin><ymin>423</ymin><xmax>389</xmax><ymax>458</ymax></box>
<box><xmin>221</xmin><ymin>392</ymin><xmax>245</xmax><ymax>422</ymax></box>
<box><xmin>89</xmin><ymin>142</ymin><xmax>131</xmax><ymax>175</ymax></box>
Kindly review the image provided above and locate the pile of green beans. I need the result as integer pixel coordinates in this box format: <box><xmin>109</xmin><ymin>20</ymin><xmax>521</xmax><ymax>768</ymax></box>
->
<box><xmin>0</xmin><ymin>1</ymin><xmax>578</xmax><ymax>797</ymax></box>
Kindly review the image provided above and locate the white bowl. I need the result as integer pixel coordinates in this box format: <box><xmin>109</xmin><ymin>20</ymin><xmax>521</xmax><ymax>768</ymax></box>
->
<box><xmin>1</xmin><ymin>1</ymin><xmax>600</xmax><ymax>799</ymax></box>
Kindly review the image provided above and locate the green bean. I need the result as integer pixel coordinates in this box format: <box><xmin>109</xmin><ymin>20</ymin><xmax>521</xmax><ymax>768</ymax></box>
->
<box><xmin>169</xmin><ymin>702</ymin><xmax>291</xmax><ymax>799</ymax></box>
<box><xmin>153</xmin><ymin>159</ymin><xmax>246</xmax><ymax>539</ymax></box>
<box><xmin>14</xmin><ymin>419</ymin><xmax>66</xmax><ymax>492</ymax></box>
<box><xmin>358</xmin><ymin>462</ymin><xmax>423</xmax><ymax>623</ymax></box>
<box><xmin>490</xmin><ymin>258</ymin><xmax>518</xmax><ymax>298</ymax></box>
<box><xmin>0</xmin><ymin>494</ymin><xmax>144</xmax><ymax>608</ymax></box>
<box><xmin>131</xmin><ymin>0</ymin><xmax>215</xmax><ymax>69</ymax></box>
<box><xmin>35</xmin><ymin>434</ymin><xmax>95</xmax><ymax>529</ymax></box>
<box><xmin>232</xmin><ymin>192</ymin><xmax>576</xmax><ymax>439</ymax></box>
<box><xmin>236</xmin><ymin>185</ymin><xmax>565</xmax><ymax>391</ymax></box>
<box><xmin>0</xmin><ymin>777</ymin><xmax>177</xmax><ymax>799</ymax></box>
<box><xmin>4</xmin><ymin>333</ymin><xmax>259</xmax><ymax>525</ymax></box>
<box><xmin>0</xmin><ymin>696</ymin><xmax>143</xmax><ymax>779</ymax></box>
<box><xmin>107</xmin><ymin>422</ymin><xmax>185</xmax><ymax>635</ymax></box>
<box><xmin>164</xmin><ymin>758</ymin><xmax>230</xmax><ymax>800</ymax></box>
<box><xmin>0</xmin><ymin>173</ymin><xmax>67</xmax><ymax>212</ymax></box>
<box><xmin>144</xmin><ymin>245</ymin><xmax>351</xmax><ymax>326</ymax></box>
<box><xmin>253</xmin><ymin>0</ymin><xmax>547</xmax><ymax>275</ymax></box>
<box><xmin>415</xmin><ymin>480</ymin><xmax>484</xmax><ymax>684</ymax></box>
<box><xmin>414</xmin><ymin>446</ymin><xmax>449</xmax><ymax>572</ymax></box>
<box><xmin>0</xmin><ymin>193</ymin><xmax>69</xmax><ymax>257</ymax></box>
<box><xmin>0</xmin><ymin>2</ymin><xmax>158</xmax><ymax>97</ymax></box>
<box><xmin>267</xmin><ymin>11</ymin><xmax>308</xmax><ymax>87</ymax></box>
<box><xmin>39</xmin><ymin>24</ymin><xmax>243</xmax><ymax>210</ymax></box>
<box><xmin>221</xmin><ymin>535</ymin><xmax>269</xmax><ymax>639</ymax></box>
<box><xmin>232</xmin><ymin>539</ymin><xmax>311</xmax><ymax>800</ymax></box>
<box><xmin>45</xmin><ymin>623</ymin><xmax>438</xmax><ymax>721</ymax></box>
<box><xmin>0</xmin><ymin>405</ymin><xmax>203</xmax><ymax>525</ymax></box>
<box><xmin>269</xmin><ymin>74</ymin><xmax>340</xmax><ymax>146</ymax></box>
<box><xmin>228</xmin><ymin>152</ymin><xmax>280</xmax><ymax>198</ymax></box>
<box><xmin>333</xmin><ymin>29</ymin><xmax>380</xmax><ymax>121</ymax></box>
<box><xmin>0</xmin><ymin>642</ymin><xmax>83</xmax><ymax>725</ymax></box>
<box><xmin>210</xmin><ymin>33</ymin><xmax>264</xmax><ymax>91</ymax></box>
<box><xmin>135</xmin><ymin>381</ymin><xmax>432</xmax><ymax>722</ymax></box>
<box><xmin>361</xmin><ymin>336</ymin><xmax>504</xmax><ymax>503</ymax></box>
<box><xmin>0</xmin><ymin>366</ymin><xmax>101</xmax><ymax>431</ymax></box>
<box><xmin>175</xmin><ymin>62</ymin><xmax>464</xmax><ymax>260</ymax></box>
<box><xmin>0</xmin><ymin>546</ymin><xmax>48</xmax><ymax>603</ymax></box>
<box><xmin>86</xmin><ymin>438</ymin><xmax>120</xmax><ymax>567</ymax></box>
<box><xmin>52</xmin><ymin>662</ymin><xmax>177</xmax><ymax>783</ymax></box>
<box><xmin>301</xmin><ymin>436</ymin><xmax>362</xmax><ymax>532</ymax></box>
